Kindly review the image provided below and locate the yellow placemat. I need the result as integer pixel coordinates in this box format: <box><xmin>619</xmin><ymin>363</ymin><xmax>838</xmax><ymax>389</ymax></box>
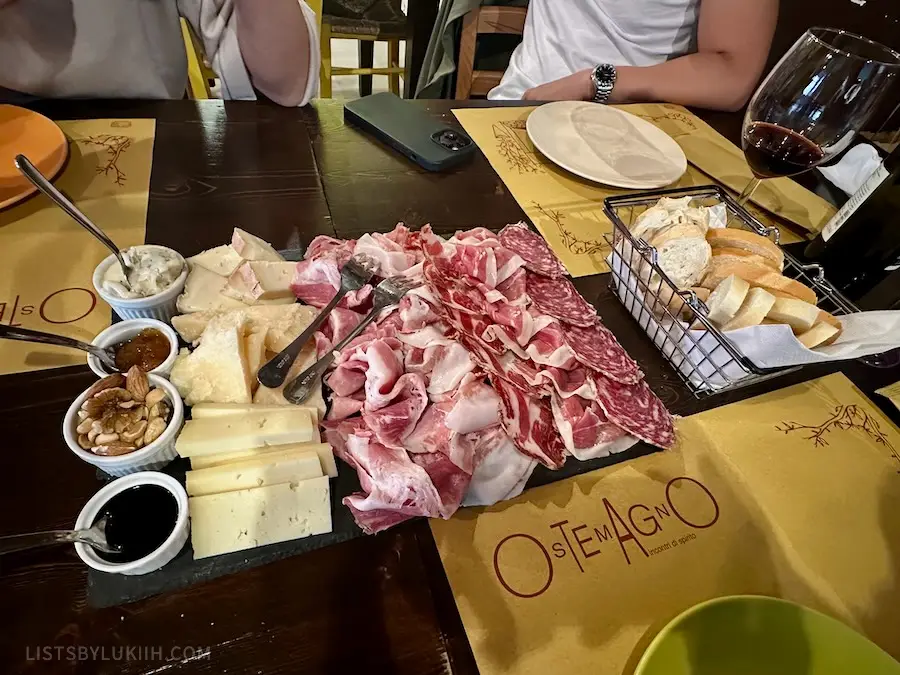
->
<box><xmin>0</xmin><ymin>119</ymin><xmax>154</xmax><ymax>375</ymax></box>
<box><xmin>454</xmin><ymin>104</ymin><xmax>835</xmax><ymax>277</ymax></box>
<box><xmin>431</xmin><ymin>373</ymin><xmax>900</xmax><ymax>675</ymax></box>
<box><xmin>877</xmin><ymin>381</ymin><xmax>900</xmax><ymax>412</ymax></box>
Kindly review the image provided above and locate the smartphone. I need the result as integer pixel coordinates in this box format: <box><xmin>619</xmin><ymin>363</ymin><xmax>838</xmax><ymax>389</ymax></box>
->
<box><xmin>344</xmin><ymin>92</ymin><xmax>476</xmax><ymax>172</ymax></box>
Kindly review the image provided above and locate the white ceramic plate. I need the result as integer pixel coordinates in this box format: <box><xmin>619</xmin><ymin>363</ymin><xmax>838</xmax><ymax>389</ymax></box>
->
<box><xmin>526</xmin><ymin>101</ymin><xmax>687</xmax><ymax>189</ymax></box>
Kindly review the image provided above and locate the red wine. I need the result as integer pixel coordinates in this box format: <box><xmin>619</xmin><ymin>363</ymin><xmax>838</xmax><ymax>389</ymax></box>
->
<box><xmin>742</xmin><ymin>122</ymin><xmax>826</xmax><ymax>178</ymax></box>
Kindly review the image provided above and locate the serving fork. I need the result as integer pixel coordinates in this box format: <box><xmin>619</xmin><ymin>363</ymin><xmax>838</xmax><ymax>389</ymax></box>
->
<box><xmin>257</xmin><ymin>254</ymin><xmax>378</xmax><ymax>388</ymax></box>
<box><xmin>283</xmin><ymin>274</ymin><xmax>421</xmax><ymax>404</ymax></box>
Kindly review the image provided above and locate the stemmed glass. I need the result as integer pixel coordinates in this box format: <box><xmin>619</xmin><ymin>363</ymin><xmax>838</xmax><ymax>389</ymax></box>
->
<box><xmin>737</xmin><ymin>27</ymin><xmax>900</xmax><ymax>206</ymax></box>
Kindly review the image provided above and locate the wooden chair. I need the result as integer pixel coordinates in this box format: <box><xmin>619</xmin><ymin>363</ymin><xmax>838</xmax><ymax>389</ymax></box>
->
<box><xmin>455</xmin><ymin>6</ymin><xmax>527</xmax><ymax>99</ymax></box>
<box><xmin>181</xmin><ymin>18</ymin><xmax>215</xmax><ymax>100</ymax></box>
<box><xmin>320</xmin><ymin>0</ymin><xmax>411</xmax><ymax>98</ymax></box>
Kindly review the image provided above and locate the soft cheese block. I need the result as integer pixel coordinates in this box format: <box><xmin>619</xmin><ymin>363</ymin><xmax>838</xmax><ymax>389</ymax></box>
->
<box><xmin>188</xmin><ymin>245</ymin><xmax>244</xmax><ymax>277</ymax></box>
<box><xmin>176</xmin><ymin>408</ymin><xmax>315</xmax><ymax>457</ymax></box>
<box><xmin>191</xmin><ymin>402</ymin><xmax>320</xmax><ymax>421</ymax></box>
<box><xmin>190</xmin><ymin>476</ymin><xmax>332</xmax><ymax>559</ymax></box>
<box><xmin>223</xmin><ymin>261</ymin><xmax>298</xmax><ymax>303</ymax></box>
<box><xmin>189</xmin><ymin>442</ymin><xmax>337</xmax><ymax>477</ymax></box>
<box><xmin>186</xmin><ymin>451</ymin><xmax>323</xmax><ymax>497</ymax></box>
<box><xmin>231</xmin><ymin>228</ymin><xmax>285</xmax><ymax>262</ymax></box>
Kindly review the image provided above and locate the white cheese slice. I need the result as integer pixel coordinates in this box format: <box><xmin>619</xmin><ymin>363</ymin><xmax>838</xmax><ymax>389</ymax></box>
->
<box><xmin>176</xmin><ymin>408</ymin><xmax>315</xmax><ymax>457</ymax></box>
<box><xmin>188</xmin><ymin>245</ymin><xmax>244</xmax><ymax>277</ymax></box>
<box><xmin>188</xmin><ymin>442</ymin><xmax>336</xmax><ymax>477</ymax></box>
<box><xmin>176</xmin><ymin>265</ymin><xmax>249</xmax><ymax>314</ymax></box>
<box><xmin>170</xmin><ymin>318</ymin><xmax>253</xmax><ymax>405</ymax></box>
<box><xmin>171</xmin><ymin>304</ymin><xmax>318</xmax><ymax>352</ymax></box>
<box><xmin>231</xmin><ymin>228</ymin><xmax>285</xmax><ymax>262</ymax></box>
<box><xmin>186</xmin><ymin>451</ymin><xmax>323</xmax><ymax>497</ymax></box>
<box><xmin>191</xmin><ymin>402</ymin><xmax>320</xmax><ymax>420</ymax></box>
<box><xmin>189</xmin><ymin>476</ymin><xmax>332</xmax><ymax>559</ymax></box>
<box><xmin>223</xmin><ymin>261</ymin><xmax>298</xmax><ymax>303</ymax></box>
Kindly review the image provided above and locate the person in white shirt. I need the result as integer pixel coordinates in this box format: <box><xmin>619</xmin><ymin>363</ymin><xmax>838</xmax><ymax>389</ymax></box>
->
<box><xmin>0</xmin><ymin>0</ymin><xmax>319</xmax><ymax>106</ymax></box>
<box><xmin>489</xmin><ymin>0</ymin><xmax>778</xmax><ymax>112</ymax></box>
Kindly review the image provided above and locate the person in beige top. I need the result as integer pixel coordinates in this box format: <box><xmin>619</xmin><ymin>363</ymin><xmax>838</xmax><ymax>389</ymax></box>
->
<box><xmin>0</xmin><ymin>0</ymin><xmax>319</xmax><ymax>106</ymax></box>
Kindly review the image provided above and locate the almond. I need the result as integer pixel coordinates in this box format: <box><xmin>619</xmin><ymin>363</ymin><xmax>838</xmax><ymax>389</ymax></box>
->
<box><xmin>125</xmin><ymin>366</ymin><xmax>150</xmax><ymax>402</ymax></box>
<box><xmin>84</xmin><ymin>374</ymin><xmax>126</xmax><ymax>399</ymax></box>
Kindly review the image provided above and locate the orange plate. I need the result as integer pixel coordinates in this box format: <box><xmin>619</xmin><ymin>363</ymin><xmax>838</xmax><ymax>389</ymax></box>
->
<box><xmin>0</xmin><ymin>105</ymin><xmax>69</xmax><ymax>210</ymax></box>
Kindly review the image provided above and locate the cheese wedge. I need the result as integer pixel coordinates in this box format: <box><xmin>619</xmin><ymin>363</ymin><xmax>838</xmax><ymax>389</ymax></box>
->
<box><xmin>231</xmin><ymin>228</ymin><xmax>285</xmax><ymax>262</ymax></box>
<box><xmin>170</xmin><ymin>318</ymin><xmax>253</xmax><ymax>405</ymax></box>
<box><xmin>190</xmin><ymin>476</ymin><xmax>332</xmax><ymax>559</ymax></box>
<box><xmin>186</xmin><ymin>451</ymin><xmax>323</xmax><ymax>497</ymax></box>
<box><xmin>188</xmin><ymin>442</ymin><xmax>335</xmax><ymax>476</ymax></box>
<box><xmin>253</xmin><ymin>347</ymin><xmax>325</xmax><ymax>421</ymax></box>
<box><xmin>171</xmin><ymin>304</ymin><xmax>317</xmax><ymax>352</ymax></box>
<box><xmin>177</xmin><ymin>265</ymin><xmax>249</xmax><ymax>314</ymax></box>
<box><xmin>223</xmin><ymin>261</ymin><xmax>298</xmax><ymax>303</ymax></box>
<box><xmin>244</xmin><ymin>330</ymin><xmax>268</xmax><ymax>390</ymax></box>
<box><xmin>176</xmin><ymin>408</ymin><xmax>315</xmax><ymax>457</ymax></box>
<box><xmin>188</xmin><ymin>245</ymin><xmax>244</xmax><ymax>277</ymax></box>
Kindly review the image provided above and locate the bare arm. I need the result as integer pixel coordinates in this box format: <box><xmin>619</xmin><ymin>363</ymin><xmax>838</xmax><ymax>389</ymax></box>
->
<box><xmin>234</xmin><ymin>0</ymin><xmax>314</xmax><ymax>107</ymax></box>
<box><xmin>523</xmin><ymin>0</ymin><xmax>778</xmax><ymax>112</ymax></box>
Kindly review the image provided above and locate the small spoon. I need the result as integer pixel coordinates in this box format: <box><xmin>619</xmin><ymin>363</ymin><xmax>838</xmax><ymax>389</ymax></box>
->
<box><xmin>0</xmin><ymin>515</ymin><xmax>118</xmax><ymax>555</ymax></box>
<box><xmin>0</xmin><ymin>324</ymin><xmax>118</xmax><ymax>372</ymax></box>
<box><xmin>15</xmin><ymin>154</ymin><xmax>134</xmax><ymax>288</ymax></box>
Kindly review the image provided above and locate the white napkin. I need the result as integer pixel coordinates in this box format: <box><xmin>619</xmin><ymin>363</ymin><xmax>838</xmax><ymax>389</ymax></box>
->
<box><xmin>819</xmin><ymin>144</ymin><xmax>882</xmax><ymax>195</ymax></box>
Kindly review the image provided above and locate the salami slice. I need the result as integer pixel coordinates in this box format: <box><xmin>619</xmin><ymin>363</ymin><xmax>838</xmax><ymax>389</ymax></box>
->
<box><xmin>499</xmin><ymin>223</ymin><xmax>567</xmax><ymax>278</ymax></box>
<box><xmin>526</xmin><ymin>272</ymin><xmax>596</xmax><ymax>327</ymax></box>
<box><xmin>563</xmin><ymin>322</ymin><xmax>643</xmax><ymax>385</ymax></box>
<box><xmin>591</xmin><ymin>374</ymin><xmax>675</xmax><ymax>449</ymax></box>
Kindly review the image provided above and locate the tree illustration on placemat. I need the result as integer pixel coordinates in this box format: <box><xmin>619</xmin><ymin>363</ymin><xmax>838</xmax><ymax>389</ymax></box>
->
<box><xmin>533</xmin><ymin>202</ymin><xmax>609</xmax><ymax>257</ymax></box>
<box><xmin>776</xmin><ymin>404</ymin><xmax>900</xmax><ymax>469</ymax></box>
<box><xmin>493</xmin><ymin>121</ymin><xmax>542</xmax><ymax>174</ymax></box>
<box><xmin>80</xmin><ymin>134</ymin><xmax>133</xmax><ymax>186</ymax></box>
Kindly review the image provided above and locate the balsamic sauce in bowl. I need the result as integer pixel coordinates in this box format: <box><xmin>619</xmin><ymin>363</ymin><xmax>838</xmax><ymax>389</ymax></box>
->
<box><xmin>92</xmin><ymin>484</ymin><xmax>178</xmax><ymax>564</ymax></box>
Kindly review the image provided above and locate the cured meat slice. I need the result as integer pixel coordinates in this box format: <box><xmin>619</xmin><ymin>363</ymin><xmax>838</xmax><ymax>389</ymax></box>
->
<box><xmin>410</xmin><ymin>451</ymin><xmax>471</xmax><ymax>519</ymax></box>
<box><xmin>345</xmin><ymin>504</ymin><xmax>414</xmax><ymax>535</ymax></box>
<box><xmin>525</xmin><ymin>272</ymin><xmax>596</xmax><ymax>327</ymax></box>
<box><xmin>493</xmin><ymin>376</ymin><xmax>566</xmax><ymax>469</ymax></box>
<box><xmin>550</xmin><ymin>394</ymin><xmax>637</xmax><ymax>460</ymax></box>
<box><xmin>562</xmin><ymin>321</ymin><xmax>644</xmax><ymax>385</ymax></box>
<box><xmin>364</xmin><ymin>374</ymin><xmax>429</xmax><ymax>448</ymax></box>
<box><xmin>499</xmin><ymin>222</ymin><xmax>567</xmax><ymax>278</ymax></box>
<box><xmin>591</xmin><ymin>374</ymin><xmax>675</xmax><ymax>449</ymax></box>
<box><xmin>461</xmin><ymin>425</ymin><xmax>538</xmax><ymax>507</ymax></box>
<box><xmin>291</xmin><ymin>258</ymin><xmax>373</xmax><ymax>309</ymax></box>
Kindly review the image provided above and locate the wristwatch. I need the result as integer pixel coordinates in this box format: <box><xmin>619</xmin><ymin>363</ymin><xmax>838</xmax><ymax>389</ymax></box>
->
<box><xmin>590</xmin><ymin>64</ymin><xmax>617</xmax><ymax>104</ymax></box>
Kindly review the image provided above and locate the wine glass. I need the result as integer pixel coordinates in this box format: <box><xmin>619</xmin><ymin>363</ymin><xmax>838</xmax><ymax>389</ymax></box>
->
<box><xmin>737</xmin><ymin>28</ymin><xmax>900</xmax><ymax>206</ymax></box>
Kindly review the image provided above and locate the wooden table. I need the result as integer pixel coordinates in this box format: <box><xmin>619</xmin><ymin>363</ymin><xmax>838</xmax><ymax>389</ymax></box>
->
<box><xmin>1</xmin><ymin>99</ymin><xmax>897</xmax><ymax>674</ymax></box>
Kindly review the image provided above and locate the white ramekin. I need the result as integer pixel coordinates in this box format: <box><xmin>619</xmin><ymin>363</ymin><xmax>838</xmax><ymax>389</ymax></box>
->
<box><xmin>87</xmin><ymin>318</ymin><xmax>179</xmax><ymax>379</ymax></box>
<box><xmin>74</xmin><ymin>472</ymin><xmax>189</xmax><ymax>576</ymax></box>
<box><xmin>92</xmin><ymin>246</ymin><xmax>188</xmax><ymax>322</ymax></box>
<box><xmin>63</xmin><ymin>374</ymin><xmax>184</xmax><ymax>477</ymax></box>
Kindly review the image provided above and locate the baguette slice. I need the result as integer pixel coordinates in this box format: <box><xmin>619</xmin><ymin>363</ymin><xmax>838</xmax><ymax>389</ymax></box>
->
<box><xmin>712</xmin><ymin>246</ymin><xmax>780</xmax><ymax>272</ymax></box>
<box><xmin>766</xmin><ymin>297</ymin><xmax>819</xmax><ymax>333</ymax></box>
<box><xmin>797</xmin><ymin>321</ymin><xmax>840</xmax><ymax>349</ymax></box>
<box><xmin>706</xmin><ymin>228</ymin><xmax>785</xmax><ymax>270</ymax></box>
<box><xmin>722</xmin><ymin>287</ymin><xmax>776</xmax><ymax>331</ymax></box>
<box><xmin>816</xmin><ymin>311</ymin><xmax>843</xmax><ymax>345</ymax></box>
<box><xmin>706</xmin><ymin>274</ymin><xmax>750</xmax><ymax>326</ymax></box>
<box><xmin>650</xmin><ymin>223</ymin><xmax>706</xmax><ymax>248</ymax></box>
<box><xmin>657</xmin><ymin>236</ymin><xmax>712</xmax><ymax>289</ymax></box>
<box><xmin>700</xmin><ymin>259</ymin><xmax>817</xmax><ymax>305</ymax></box>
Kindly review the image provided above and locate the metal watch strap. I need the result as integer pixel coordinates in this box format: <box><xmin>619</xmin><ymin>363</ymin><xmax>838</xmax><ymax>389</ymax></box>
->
<box><xmin>591</xmin><ymin>64</ymin><xmax>617</xmax><ymax>104</ymax></box>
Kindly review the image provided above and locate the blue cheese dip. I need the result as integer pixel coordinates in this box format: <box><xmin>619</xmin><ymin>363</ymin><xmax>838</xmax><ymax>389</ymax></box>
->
<box><xmin>103</xmin><ymin>246</ymin><xmax>184</xmax><ymax>299</ymax></box>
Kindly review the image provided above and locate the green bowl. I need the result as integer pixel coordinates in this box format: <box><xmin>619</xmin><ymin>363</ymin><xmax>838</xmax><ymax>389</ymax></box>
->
<box><xmin>636</xmin><ymin>595</ymin><xmax>900</xmax><ymax>675</ymax></box>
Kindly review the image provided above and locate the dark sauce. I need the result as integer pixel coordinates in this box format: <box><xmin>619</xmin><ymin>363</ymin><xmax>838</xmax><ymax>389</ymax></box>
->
<box><xmin>92</xmin><ymin>484</ymin><xmax>178</xmax><ymax>563</ymax></box>
<box><xmin>113</xmin><ymin>328</ymin><xmax>170</xmax><ymax>373</ymax></box>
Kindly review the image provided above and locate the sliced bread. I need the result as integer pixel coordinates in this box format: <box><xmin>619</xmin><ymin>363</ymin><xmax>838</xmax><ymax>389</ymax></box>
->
<box><xmin>766</xmin><ymin>297</ymin><xmax>819</xmax><ymax>333</ymax></box>
<box><xmin>706</xmin><ymin>274</ymin><xmax>750</xmax><ymax>326</ymax></box>
<box><xmin>656</xmin><ymin>236</ymin><xmax>712</xmax><ymax>289</ymax></box>
<box><xmin>712</xmin><ymin>246</ymin><xmax>780</xmax><ymax>272</ymax></box>
<box><xmin>797</xmin><ymin>321</ymin><xmax>841</xmax><ymax>349</ymax></box>
<box><xmin>700</xmin><ymin>258</ymin><xmax>817</xmax><ymax>305</ymax></box>
<box><xmin>650</xmin><ymin>223</ymin><xmax>706</xmax><ymax>248</ymax></box>
<box><xmin>722</xmin><ymin>287</ymin><xmax>776</xmax><ymax>331</ymax></box>
<box><xmin>706</xmin><ymin>228</ymin><xmax>784</xmax><ymax>270</ymax></box>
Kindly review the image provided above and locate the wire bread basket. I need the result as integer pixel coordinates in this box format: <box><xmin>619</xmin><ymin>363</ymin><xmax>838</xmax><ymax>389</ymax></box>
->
<box><xmin>602</xmin><ymin>186</ymin><xmax>860</xmax><ymax>398</ymax></box>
